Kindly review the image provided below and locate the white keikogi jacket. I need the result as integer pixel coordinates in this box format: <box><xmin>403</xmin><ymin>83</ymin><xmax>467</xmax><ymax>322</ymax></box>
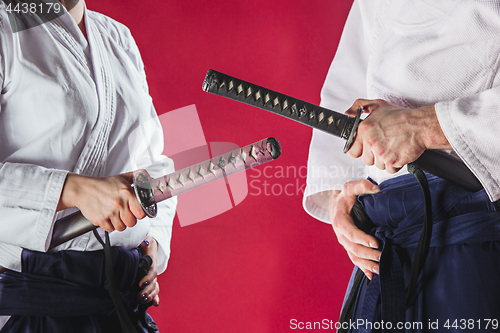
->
<box><xmin>304</xmin><ymin>0</ymin><xmax>500</xmax><ymax>223</ymax></box>
<box><xmin>0</xmin><ymin>4</ymin><xmax>176</xmax><ymax>274</ymax></box>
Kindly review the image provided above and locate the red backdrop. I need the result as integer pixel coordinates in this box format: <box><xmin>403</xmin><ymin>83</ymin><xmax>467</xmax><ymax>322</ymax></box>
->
<box><xmin>85</xmin><ymin>1</ymin><xmax>354</xmax><ymax>331</ymax></box>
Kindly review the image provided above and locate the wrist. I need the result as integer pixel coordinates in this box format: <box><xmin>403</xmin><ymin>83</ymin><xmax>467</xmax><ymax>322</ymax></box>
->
<box><xmin>415</xmin><ymin>105</ymin><xmax>451</xmax><ymax>150</ymax></box>
<box><xmin>57</xmin><ymin>173</ymin><xmax>84</xmax><ymax>211</ymax></box>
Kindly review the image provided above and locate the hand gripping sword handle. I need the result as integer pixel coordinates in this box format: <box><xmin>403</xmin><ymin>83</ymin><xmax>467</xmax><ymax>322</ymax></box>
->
<box><xmin>47</xmin><ymin>172</ymin><xmax>159</xmax><ymax>252</ymax></box>
<box><xmin>29</xmin><ymin>137</ymin><xmax>282</xmax><ymax>251</ymax></box>
<box><xmin>203</xmin><ymin>69</ymin><xmax>483</xmax><ymax>192</ymax></box>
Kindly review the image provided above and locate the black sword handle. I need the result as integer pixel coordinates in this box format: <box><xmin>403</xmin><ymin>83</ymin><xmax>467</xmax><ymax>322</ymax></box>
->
<box><xmin>203</xmin><ymin>69</ymin><xmax>355</xmax><ymax>140</ymax></box>
<box><xmin>50</xmin><ymin>211</ymin><xmax>96</xmax><ymax>249</ymax></box>
<box><xmin>203</xmin><ymin>69</ymin><xmax>483</xmax><ymax>192</ymax></box>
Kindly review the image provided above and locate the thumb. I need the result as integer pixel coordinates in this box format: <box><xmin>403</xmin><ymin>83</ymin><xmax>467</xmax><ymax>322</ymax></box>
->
<box><xmin>344</xmin><ymin>179</ymin><xmax>380</xmax><ymax>197</ymax></box>
<box><xmin>346</xmin><ymin>98</ymin><xmax>383</xmax><ymax>116</ymax></box>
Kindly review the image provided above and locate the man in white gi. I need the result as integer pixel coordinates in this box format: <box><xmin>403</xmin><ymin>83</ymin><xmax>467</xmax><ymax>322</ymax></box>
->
<box><xmin>304</xmin><ymin>0</ymin><xmax>500</xmax><ymax>330</ymax></box>
<box><xmin>0</xmin><ymin>0</ymin><xmax>176</xmax><ymax>331</ymax></box>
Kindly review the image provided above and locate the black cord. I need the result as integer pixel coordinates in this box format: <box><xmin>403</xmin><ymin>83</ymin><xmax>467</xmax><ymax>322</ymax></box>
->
<box><xmin>406</xmin><ymin>163</ymin><xmax>433</xmax><ymax>306</ymax></box>
<box><xmin>93</xmin><ymin>230</ymin><xmax>142</xmax><ymax>333</ymax></box>
<box><xmin>338</xmin><ymin>268</ymin><xmax>366</xmax><ymax>332</ymax></box>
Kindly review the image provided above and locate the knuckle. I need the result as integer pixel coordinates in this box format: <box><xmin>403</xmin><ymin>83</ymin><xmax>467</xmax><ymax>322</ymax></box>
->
<box><xmin>125</xmin><ymin>217</ymin><xmax>137</xmax><ymax>227</ymax></box>
<box><xmin>353</xmin><ymin>183</ymin><xmax>365</xmax><ymax>195</ymax></box>
<box><xmin>116</xmin><ymin>224</ymin><xmax>126</xmax><ymax>232</ymax></box>
<box><xmin>136</xmin><ymin>210</ymin><xmax>147</xmax><ymax>220</ymax></box>
<box><xmin>364</xmin><ymin>137</ymin><xmax>378</xmax><ymax>149</ymax></box>
<box><xmin>102</xmin><ymin>222</ymin><xmax>114</xmax><ymax>232</ymax></box>
<box><xmin>340</xmin><ymin>184</ymin><xmax>350</xmax><ymax>194</ymax></box>
<box><xmin>344</xmin><ymin>229</ymin><xmax>356</xmax><ymax>243</ymax></box>
<box><xmin>350</xmin><ymin>246</ymin><xmax>362</xmax><ymax>259</ymax></box>
<box><xmin>110</xmin><ymin>198</ymin><xmax>124</xmax><ymax>210</ymax></box>
<box><xmin>106</xmin><ymin>209</ymin><xmax>119</xmax><ymax>220</ymax></box>
<box><xmin>334</xmin><ymin>218</ymin><xmax>349</xmax><ymax>235</ymax></box>
<box><xmin>353</xmin><ymin>144</ymin><xmax>364</xmax><ymax>156</ymax></box>
<box><xmin>347</xmin><ymin>149</ymin><xmax>359</xmax><ymax>158</ymax></box>
<box><xmin>350</xmin><ymin>247</ymin><xmax>360</xmax><ymax>258</ymax></box>
<box><xmin>387</xmin><ymin>156</ymin><xmax>397</xmax><ymax>166</ymax></box>
<box><xmin>372</xmin><ymin>144</ymin><xmax>385</xmax><ymax>157</ymax></box>
<box><xmin>342</xmin><ymin>182</ymin><xmax>351</xmax><ymax>194</ymax></box>
<box><xmin>375</xmin><ymin>159</ymin><xmax>386</xmax><ymax>170</ymax></box>
<box><xmin>357</xmin><ymin>122</ymin><xmax>369</xmax><ymax>133</ymax></box>
<box><xmin>360</xmin><ymin>179</ymin><xmax>373</xmax><ymax>188</ymax></box>
<box><xmin>347</xmin><ymin>253</ymin><xmax>361</xmax><ymax>267</ymax></box>
<box><xmin>361</xmin><ymin>155</ymin><xmax>373</xmax><ymax>166</ymax></box>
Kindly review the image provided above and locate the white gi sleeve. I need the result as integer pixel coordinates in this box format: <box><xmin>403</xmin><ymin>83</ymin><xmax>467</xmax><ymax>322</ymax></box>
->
<box><xmin>0</xmin><ymin>17</ymin><xmax>68</xmax><ymax>257</ymax></box>
<box><xmin>303</xmin><ymin>0</ymin><xmax>370</xmax><ymax>223</ymax></box>
<box><xmin>437</xmin><ymin>85</ymin><xmax>500</xmax><ymax>202</ymax></box>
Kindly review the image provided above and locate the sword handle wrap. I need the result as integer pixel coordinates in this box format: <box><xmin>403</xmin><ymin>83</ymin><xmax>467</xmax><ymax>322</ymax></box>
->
<box><xmin>149</xmin><ymin>137</ymin><xmax>281</xmax><ymax>204</ymax></box>
<box><xmin>133</xmin><ymin>137</ymin><xmax>281</xmax><ymax>217</ymax></box>
<box><xmin>203</xmin><ymin>69</ymin><xmax>354</xmax><ymax>139</ymax></box>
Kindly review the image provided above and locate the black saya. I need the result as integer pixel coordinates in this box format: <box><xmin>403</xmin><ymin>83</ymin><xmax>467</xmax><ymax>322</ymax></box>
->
<box><xmin>202</xmin><ymin>69</ymin><xmax>482</xmax><ymax>193</ymax></box>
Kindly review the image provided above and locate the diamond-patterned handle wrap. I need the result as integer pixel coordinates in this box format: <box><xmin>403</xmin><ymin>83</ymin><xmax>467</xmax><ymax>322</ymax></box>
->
<box><xmin>201</xmin><ymin>70</ymin><xmax>483</xmax><ymax>192</ymax></box>
<box><xmin>202</xmin><ymin>69</ymin><xmax>355</xmax><ymax>140</ymax></box>
<box><xmin>135</xmin><ymin>137</ymin><xmax>281</xmax><ymax>216</ymax></box>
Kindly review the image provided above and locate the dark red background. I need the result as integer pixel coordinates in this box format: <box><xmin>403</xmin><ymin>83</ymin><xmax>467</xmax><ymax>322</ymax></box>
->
<box><xmin>85</xmin><ymin>1</ymin><xmax>354</xmax><ymax>331</ymax></box>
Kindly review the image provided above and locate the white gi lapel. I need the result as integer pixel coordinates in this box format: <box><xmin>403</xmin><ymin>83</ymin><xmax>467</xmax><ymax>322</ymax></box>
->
<box><xmin>40</xmin><ymin>2</ymin><xmax>93</xmax><ymax>79</ymax></box>
<box><xmin>41</xmin><ymin>8</ymin><xmax>114</xmax><ymax>178</ymax></box>
<box><xmin>70</xmin><ymin>16</ymin><xmax>117</xmax><ymax>177</ymax></box>
<box><xmin>45</xmin><ymin>22</ymin><xmax>93</xmax><ymax>79</ymax></box>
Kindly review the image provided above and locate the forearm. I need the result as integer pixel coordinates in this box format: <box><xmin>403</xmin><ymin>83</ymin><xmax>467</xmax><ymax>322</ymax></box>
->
<box><xmin>56</xmin><ymin>171</ymin><xmax>147</xmax><ymax>232</ymax></box>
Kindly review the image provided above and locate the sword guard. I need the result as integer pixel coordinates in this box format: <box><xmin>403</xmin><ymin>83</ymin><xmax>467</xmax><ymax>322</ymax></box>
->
<box><xmin>343</xmin><ymin>107</ymin><xmax>363</xmax><ymax>153</ymax></box>
<box><xmin>133</xmin><ymin>171</ymin><xmax>158</xmax><ymax>218</ymax></box>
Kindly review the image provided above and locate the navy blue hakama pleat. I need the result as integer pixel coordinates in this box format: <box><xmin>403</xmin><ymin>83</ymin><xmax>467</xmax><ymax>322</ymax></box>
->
<box><xmin>343</xmin><ymin>173</ymin><xmax>500</xmax><ymax>333</ymax></box>
<box><xmin>0</xmin><ymin>246</ymin><xmax>148</xmax><ymax>332</ymax></box>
